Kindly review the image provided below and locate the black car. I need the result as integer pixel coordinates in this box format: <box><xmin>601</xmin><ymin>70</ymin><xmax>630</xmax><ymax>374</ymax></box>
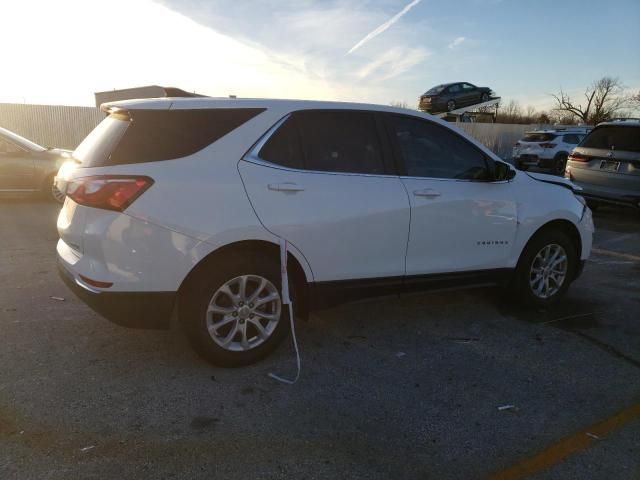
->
<box><xmin>419</xmin><ymin>82</ymin><xmax>493</xmax><ymax>113</ymax></box>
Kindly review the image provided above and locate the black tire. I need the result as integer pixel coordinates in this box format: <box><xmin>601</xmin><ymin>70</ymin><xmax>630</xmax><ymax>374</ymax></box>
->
<box><xmin>481</xmin><ymin>92</ymin><xmax>489</xmax><ymax>102</ymax></box>
<box><xmin>553</xmin><ymin>154</ymin><xmax>568</xmax><ymax>176</ymax></box>
<box><xmin>180</xmin><ymin>253</ymin><xmax>291</xmax><ymax>367</ymax></box>
<box><xmin>586</xmin><ymin>201</ymin><xmax>599</xmax><ymax>212</ymax></box>
<box><xmin>447</xmin><ymin>100</ymin><xmax>456</xmax><ymax>112</ymax></box>
<box><xmin>513</xmin><ymin>229</ymin><xmax>578</xmax><ymax>307</ymax></box>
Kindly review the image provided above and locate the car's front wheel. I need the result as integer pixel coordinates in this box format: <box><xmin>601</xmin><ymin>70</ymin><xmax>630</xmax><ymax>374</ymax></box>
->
<box><xmin>44</xmin><ymin>173</ymin><xmax>65</xmax><ymax>203</ymax></box>
<box><xmin>447</xmin><ymin>100</ymin><xmax>456</xmax><ymax>112</ymax></box>
<box><xmin>180</xmin><ymin>254</ymin><xmax>290</xmax><ymax>366</ymax></box>
<box><xmin>514</xmin><ymin>229</ymin><xmax>578</xmax><ymax>306</ymax></box>
<box><xmin>481</xmin><ymin>92</ymin><xmax>489</xmax><ymax>102</ymax></box>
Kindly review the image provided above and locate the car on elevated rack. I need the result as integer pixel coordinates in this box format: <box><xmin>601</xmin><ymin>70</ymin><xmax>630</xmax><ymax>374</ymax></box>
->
<box><xmin>565</xmin><ymin>119</ymin><xmax>640</xmax><ymax>209</ymax></box>
<box><xmin>55</xmin><ymin>97</ymin><xmax>593</xmax><ymax>367</ymax></box>
<box><xmin>418</xmin><ymin>82</ymin><xmax>494</xmax><ymax>113</ymax></box>
<box><xmin>0</xmin><ymin>127</ymin><xmax>71</xmax><ymax>202</ymax></box>
<box><xmin>513</xmin><ymin>127</ymin><xmax>591</xmax><ymax>175</ymax></box>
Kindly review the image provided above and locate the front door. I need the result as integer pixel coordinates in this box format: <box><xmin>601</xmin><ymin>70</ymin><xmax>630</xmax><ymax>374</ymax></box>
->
<box><xmin>239</xmin><ymin>110</ymin><xmax>410</xmax><ymax>282</ymax></box>
<box><xmin>384</xmin><ymin>114</ymin><xmax>518</xmax><ymax>275</ymax></box>
<box><xmin>0</xmin><ymin>138</ymin><xmax>34</xmax><ymax>189</ymax></box>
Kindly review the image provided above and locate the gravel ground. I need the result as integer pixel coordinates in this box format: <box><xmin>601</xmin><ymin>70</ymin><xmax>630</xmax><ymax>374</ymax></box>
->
<box><xmin>1</xmin><ymin>198</ymin><xmax>639</xmax><ymax>480</ymax></box>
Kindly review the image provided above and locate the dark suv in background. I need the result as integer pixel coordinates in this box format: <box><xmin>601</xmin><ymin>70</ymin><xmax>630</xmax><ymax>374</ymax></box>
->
<box><xmin>418</xmin><ymin>82</ymin><xmax>493</xmax><ymax>113</ymax></box>
<box><xmin>565</xmin><ymin>119</ymin><xmax>640</xmax><ymax>209</ymax></box>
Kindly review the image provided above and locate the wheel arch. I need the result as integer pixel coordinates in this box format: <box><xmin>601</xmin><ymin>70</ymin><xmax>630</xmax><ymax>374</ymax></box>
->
<box><xmin>177</xmin><ymin>239</ymin><xmax>311</xmax><ymax>317</ymax></box>
<box><xmin>522</xmin><ymin>219</ymin><xmax>582</xmax><ymax>261</ymax></box>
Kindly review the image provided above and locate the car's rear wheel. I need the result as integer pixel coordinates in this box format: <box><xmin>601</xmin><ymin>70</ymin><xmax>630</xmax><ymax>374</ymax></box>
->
<box><xmin>447</xmin><ymin>100</ymin><xmax>456</xmax><ymax>112</ymax></box>
<box><xmin>180</xmin><ymin>254</ymin><xmax>290</xmax><ymax>366</ymax></box>
<box><xmin>513</xmin><ymin>230</ymin><xmax>578</xmax><ymax>306</ymax></box>
<box><xmin>553</xmin><ymin>153</ymin><xmax>568</xmax><ymax>176</ymax></box>
<box><xmin>43</xmin><ymin>173</ymin><xmax>65</xmax><ymax>203</ymax></box>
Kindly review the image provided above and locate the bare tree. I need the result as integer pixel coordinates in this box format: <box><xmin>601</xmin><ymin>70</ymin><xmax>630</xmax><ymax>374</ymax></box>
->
<box><xmin>390</xmin><ymin>100</ymin><xmax>410</xmax><ymax>109</ymax></box>
<box><xmin>551</xmin><ymin>77</ymin><xmax>631</xmax><ymax>124</ymax></box>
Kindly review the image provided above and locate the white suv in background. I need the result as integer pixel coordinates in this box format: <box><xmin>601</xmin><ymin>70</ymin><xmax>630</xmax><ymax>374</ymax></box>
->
<box><xmin>513</xmin><ymin>127</ymin><xmax>590</xmax><ymax>175</ymax></box>
<box><xmin>56</xmin><ymin>98</ymin><xmax>593</xmax><ymax>366</ymax></box>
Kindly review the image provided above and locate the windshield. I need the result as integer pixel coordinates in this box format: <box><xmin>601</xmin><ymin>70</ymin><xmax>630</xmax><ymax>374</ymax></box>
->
<box><xmin>425</xmin><ymin>85</ymin><xmax>447</xmax><ymax>95</ymax></box>
<box><xmin>0</xmin><ymin>127</ymin><xmax>46</xmax><ymax>152</ymax></box>
<box><xmin>581</xmin><ymin>126</ymin><xmax>640</xmax><ymax>153</ymax></box>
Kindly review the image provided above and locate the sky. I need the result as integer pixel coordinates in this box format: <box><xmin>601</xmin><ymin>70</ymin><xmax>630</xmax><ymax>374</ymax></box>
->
<box><xmin>1</xmin><ymin>0</ymin><xmax>639</xmax><ymax>111</ymax></box>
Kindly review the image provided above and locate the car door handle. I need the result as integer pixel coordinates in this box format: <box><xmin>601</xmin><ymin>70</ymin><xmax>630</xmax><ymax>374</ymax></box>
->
<box><xmin>413</xmin><ymin>189</ymin><xmax>441</xmax><ymax>198</ymax></box>
<box><xmin>268</xmin><ymin>182</ymin><xmax>305</xmax><ymax>192</ymax></box>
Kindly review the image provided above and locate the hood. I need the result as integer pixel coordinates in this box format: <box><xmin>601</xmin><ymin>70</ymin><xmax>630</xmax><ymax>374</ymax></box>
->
<box><xmin>526</xmin><ymin>172</ymin><xmax>582</xmax><ymax>192</ymax></box>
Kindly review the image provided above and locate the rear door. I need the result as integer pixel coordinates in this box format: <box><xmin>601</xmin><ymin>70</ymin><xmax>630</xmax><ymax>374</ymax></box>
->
<box><xmin>0</xmin><ymin>137</ymin><xmax>35</xmax><ymax>189</ymax></box>
<box><xmin>239</xmin><ymin>110</ymin><xmax>410</xmax><ymax>282</ymax></box>
<box><xmin>460</xmin><ymin>83</ymin><xmax>479</xmax><ymax>106</ymax></box>
<box><xmin>384</xmin><ymin>114</ymin><xmax>518</xmax><ymax>275</ymax></box>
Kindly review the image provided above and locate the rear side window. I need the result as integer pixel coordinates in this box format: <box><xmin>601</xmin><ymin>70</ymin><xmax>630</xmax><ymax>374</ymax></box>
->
<box><xmin>258</xmin><ymin>116</ymin><xmax>304</xmax><ymax>169</ymax></box>
<box><xmin>74</xmin><ymin>108</ymin><xmax>265</xmax><ymax>167</ymax></box>
<box><xmin>563</xmin><ymin>134</ymin><xmax>580</xmax><ymax>144</ymax></box>
<box><xmin>296</xmin><ymin>111</ymin><xmax>384</xmax><ymax>174</ymax></box>
<box><xmin>581</xmin><ymin>126</ymin><xmax>640</xmax><ymax>153</ymax></box>
<box><xmin>260</xmin><ymin>111</ymin><xmax>385</xmax><ymax>175</ymax></box>
<box><xmin>523</xmin><ymin>133</ymin><xmax>557</xmax><ymax>142</ymax></box>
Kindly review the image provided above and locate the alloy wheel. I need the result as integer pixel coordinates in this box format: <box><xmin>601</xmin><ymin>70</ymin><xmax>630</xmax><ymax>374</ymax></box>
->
<box><xmin>529</xmin><ymin>244</ymin><xmax>568</xmax><ymax>299</ymax></box>
<box><xmin>206</xmin><ymin>275</ymin><xmax>281</xmax><ymax>352</ymax></box>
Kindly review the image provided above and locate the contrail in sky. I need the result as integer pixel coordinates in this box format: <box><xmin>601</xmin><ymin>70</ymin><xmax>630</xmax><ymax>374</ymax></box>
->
<box><xmin>347</xmin><ymin>0</ymin><xmax>422</xmax><ymax>54</ymax></box>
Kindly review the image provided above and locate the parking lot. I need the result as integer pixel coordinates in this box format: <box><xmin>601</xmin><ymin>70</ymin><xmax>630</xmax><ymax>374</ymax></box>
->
<box><xmin>1</xmin><ymin>199</ymin><xmax>639</xmax><ymax>479</ymax></box>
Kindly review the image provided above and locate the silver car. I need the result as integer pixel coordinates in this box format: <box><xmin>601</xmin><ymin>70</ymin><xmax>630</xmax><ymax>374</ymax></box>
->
<box><xmin>0</xmin><ymin>127</ymin><xmax>71</xmax><ymax>202</ymax></box>
<box><xmin>565</xmin><ymin>119</ymin><xmax>640</xmax><ymax>209</ymax></box>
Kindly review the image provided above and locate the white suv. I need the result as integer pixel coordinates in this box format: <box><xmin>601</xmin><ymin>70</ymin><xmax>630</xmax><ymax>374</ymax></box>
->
<box><xmin>513</xmin><ymin>128</ymin><xmax>590</xmax><ymax>175</ymax></box>
<box><xmin>56</xmin><ymin>98</ymin><xmax>594</xmax><ymax>366</ymax></box>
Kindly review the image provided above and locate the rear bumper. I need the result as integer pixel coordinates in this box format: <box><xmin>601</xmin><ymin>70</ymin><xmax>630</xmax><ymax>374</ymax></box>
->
<box><xmin>57</xmin><ymin>261</ymin><xmax>175</xmax><ymax>329</ymax></box>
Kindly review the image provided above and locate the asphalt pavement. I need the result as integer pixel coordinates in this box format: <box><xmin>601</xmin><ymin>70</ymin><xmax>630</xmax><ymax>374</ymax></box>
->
<box><xmin>1</xmin><ymin>198</ymin><xmax>638</xmax><ymax>480</ymax></box>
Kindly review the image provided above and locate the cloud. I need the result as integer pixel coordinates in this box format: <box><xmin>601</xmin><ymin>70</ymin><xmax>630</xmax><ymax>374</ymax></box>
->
<box><xmin>347</xmin><ymin>0</ymin><xmax>422</xmax><ymax>54</ymax></box>
<box><xmin>448</xmin><ymin>36</ymin><xmax>466</xmax><ymax>49</ymax></box>
<box><xmin>356</xmin><ymin>47</ymin><xmax>430</xmax><ymax>82</ymax></box>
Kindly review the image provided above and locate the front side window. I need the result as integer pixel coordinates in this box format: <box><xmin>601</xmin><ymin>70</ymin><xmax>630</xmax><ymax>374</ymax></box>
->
<box><xmin>389</xmin><ymin>115</ymin><xmax>489</xmax><ymax>181</ymax></box>
<box><xmin>462</xmin><ymin>83</ymin><xmax>475</xmax><ymax>91</ymax></box>
<box><xmin>563</xmin><ymin>134</ymin><xmax>579</xmax><ymax>144</ymax></box>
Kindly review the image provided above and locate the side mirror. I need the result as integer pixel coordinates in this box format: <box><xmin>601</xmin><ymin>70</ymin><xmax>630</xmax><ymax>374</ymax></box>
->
<box><xmin>494</xmin><ymin>161</ymin><xmax>516</xmax><ymax>181</ymax></box>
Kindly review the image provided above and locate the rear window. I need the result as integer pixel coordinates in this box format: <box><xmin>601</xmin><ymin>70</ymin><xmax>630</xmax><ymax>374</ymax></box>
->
<box><xmin>522</xmin><ymin>133</ymin><xmax>558</xmax><ymax>142</ymax></box>
<box><xmin>425</xmin><ymin>85</ymin><xmax>446</xmax><ymax>95</ymax></box>
<box><xmin>74</xmin><ymin>108</ymin><xmax>265</xmax><ymax>167</ymax></box>
<box><xmin>581</xmin><ymin>126</ymin><xmax>640</xmax><ymax>153</ymax></box>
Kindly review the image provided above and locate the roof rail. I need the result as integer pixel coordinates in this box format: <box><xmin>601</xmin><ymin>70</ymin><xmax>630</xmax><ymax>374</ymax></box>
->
<box><xmin>605</xmin><ymin>117</ymin><xmax>640</xmax><ymax>123</ymax></box>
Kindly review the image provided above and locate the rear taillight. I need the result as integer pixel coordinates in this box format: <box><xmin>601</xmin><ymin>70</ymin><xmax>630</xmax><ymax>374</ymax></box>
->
<box><xmin>568</xmin><ymin>152</ymin><xmax>588</xmax><ymax>162</ymax></box>
<box><xmin>540</xmin><ymin>143</ymin><xmax>556</xmax><ymax>148</ymax></box>
<box><xmin>66</xmin><ymin>175</ymin><xmax>153</xmax><ymax>211</ymax></box>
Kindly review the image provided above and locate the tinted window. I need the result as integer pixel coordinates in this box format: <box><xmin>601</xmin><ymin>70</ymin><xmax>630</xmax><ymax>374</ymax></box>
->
<box><xmin>294</xmin><ymin>111</ymin><xmax>385</xmax><ymax>174</ymax></box>
<box><xmin>522</xmin><ymin>133</ymin><xmax>557</xmax><ymax>142</ymax></box>
<box><xmin>75</xmin><ymin>108</ymin><xmax>265</xmax><ymax>167</ymax></box>
<box><xmin>258</xmin><ymin>116</ymin><xmax>304</xmax><ymax>169</ymax></box>
<box><xmin>448</xmin><ymin>84</ymin><xmax>462</xmax><ymax>94</ymax></box>
<box><xmin>462</xmin><ymin>83</ymin><xmax>475</xmax><ymax>91</ymax></box>
<box><xmin>563</xmin><ymin>134</ymin><xmax>580</xmax><ymax>144</ymax></box>
<box><xmin>426</xmin><ymin>85</ymin><xmax>446</xmax><ymax>95</ymax></box>
<box><xmin>390</xmin><ymin>115</ymin><xmax>489</xmax><ymax>180</ymax></box>
<box><xmin>582</xmin><ymin>126</ymin><xmax>640</xmax><ymax>153</ymax></box>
